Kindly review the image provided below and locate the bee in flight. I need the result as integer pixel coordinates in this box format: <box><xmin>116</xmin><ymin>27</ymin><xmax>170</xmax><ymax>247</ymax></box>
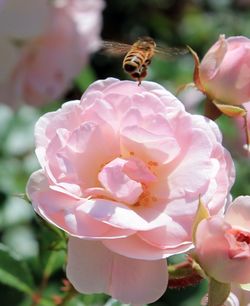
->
<box><xmin>102</xmin><ymin>36</ymin><xmax>187</xmax><ymax>85</ymax></box>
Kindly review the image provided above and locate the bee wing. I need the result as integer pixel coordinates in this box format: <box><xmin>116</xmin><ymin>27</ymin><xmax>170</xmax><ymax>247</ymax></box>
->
<box><xmin>101</xmin><ymin>41</ymin><xmax>132</xmax><ymax>56</ymax></box>
<box><xmin>154</xmin><ymin>44</ymin><xmax>188</xmax><ymax>58</ymax></box>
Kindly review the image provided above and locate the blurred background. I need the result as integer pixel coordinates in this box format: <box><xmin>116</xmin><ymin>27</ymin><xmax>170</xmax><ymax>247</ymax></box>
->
<box><xmin>0</xmin><ymin>0</ymin><xmax>250</xmax><ymax>305</ymax></box>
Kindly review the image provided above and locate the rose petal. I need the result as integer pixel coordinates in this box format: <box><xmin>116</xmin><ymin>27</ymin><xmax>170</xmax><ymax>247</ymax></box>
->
<box><xmin>76</xmin><ymin>199</ymin><xmax>158</xmax><ymax>231</ymax></box>
<box><xmin>98</xmin><ymin>158</ymin><xmax>143</xmax><ymax>205</ymax></box>
<box><xmin>167</xmin><ymin>124</ymin><xmax>217</xmax><ymax>199</ymax></box>
<box><xmin>200</xmin><ymin>34</ymin><xmax>228</xmax><ymax>80</ymax></box>
<box><xmin>35</xmin><ymin>101</ymin><xmax>82</xmax><ymax>164</ymax></box>
<box><xmin>123</xmin><ymin>158</ymin><xmax>157</xmax><ymax>183</ymax></box>
<box><xmin>121</xmin><ymin>125</ymin><xmax>180</xmax><ymax>164</ymax></box>
<box><xmin>45</xmin><ymin>120</ymin><xmax>119</xmax><ymax>189</ymax></box>
<box><xmin>138</xmin><ymin>222</ymin><xmax>190</xmax><ymax>250</ymax></box>
<box><xmin>26</xmin><ymin>170</ymin><xmax>134</xmax><ymax>239</ymax></box>
<box><xmin>103</xmin><ymin>234</ymin><xmax>192</xmax><ymax>260</ymax></box>
<box><xmin>225</xmin><ymin>196</ymin><xmax>250</xmax><ymax>230</ymax></box>
<box><xmin>66</xmin><ymin>237</ymin><xmax>168</xmax><ymax>304</ymax></box>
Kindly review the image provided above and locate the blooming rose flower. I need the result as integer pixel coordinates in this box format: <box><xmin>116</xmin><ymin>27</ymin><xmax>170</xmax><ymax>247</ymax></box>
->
<box><xmin>199</xmin><ymin>35</ymin><xmax>250</xmax><ymax>106</ymax></box>
<box><xmin>26</xmin><ymin>78</ymin><xmax>234</xmax><ymax>304</ymax></box>
<box><xmin>0</xmin><ymin>0</ymin><xmax>104</xmax><ymax>106</ymax></box>
<box><xmin>195</xmin><ymin>196</ymin><xmax>250</xmax><ymax>284</ymax></box>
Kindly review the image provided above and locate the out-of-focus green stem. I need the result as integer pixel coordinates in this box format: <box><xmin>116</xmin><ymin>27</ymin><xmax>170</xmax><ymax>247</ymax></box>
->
<box><xmin>60</xmin><ymin>286</ymin><xmax>79</xmax><ymax>306</ymax></box>
<box><xmin>168</xmin><ymin>257</ymin><xmax>204</xmax><ymax>288</ymax></box>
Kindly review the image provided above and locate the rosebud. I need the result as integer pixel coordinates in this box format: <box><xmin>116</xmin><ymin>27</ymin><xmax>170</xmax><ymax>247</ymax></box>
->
<box><xmin>199</xmin><ymin>35</ymin><xmax>250</xmax><ymax>106</ymax></box>
<box><xmin>195</xmin><ymin>196</ymin><xmax>250</xmax><ymax>284</ymax></box>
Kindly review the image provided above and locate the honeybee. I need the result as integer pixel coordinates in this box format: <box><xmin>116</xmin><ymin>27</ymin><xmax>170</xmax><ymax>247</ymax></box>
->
<box><xmin>102</xmin><ymin>36</ymin><xmax>187</xmax><ymax>85</ymax></box>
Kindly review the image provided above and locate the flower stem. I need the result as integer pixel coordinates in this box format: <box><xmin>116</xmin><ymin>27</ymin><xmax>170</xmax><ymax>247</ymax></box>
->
<box><xmin>168</xmin><ymin>257</ymin><xmax>204</xmax><ymax>288</ymax></box>
<box><xmin>59</xmin><ymin>286</ymin><xmax>78</xmax><ymax>306</ymax></box>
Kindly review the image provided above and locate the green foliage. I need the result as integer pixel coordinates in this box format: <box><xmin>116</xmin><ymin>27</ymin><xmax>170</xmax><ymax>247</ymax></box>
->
<box><xmin>75</xmin><ymin>65</ymin><xmax>97</xmax><ymax>92</ymax></box>
<box><xmin>34</xmin><ymin>215</ymin><xmax>67</xmax><ymax>276</ymax></box>
<box><xmin>0</xmin><ymin>243</ymin><xmax>34</xmax><ymax>294</ymax></box>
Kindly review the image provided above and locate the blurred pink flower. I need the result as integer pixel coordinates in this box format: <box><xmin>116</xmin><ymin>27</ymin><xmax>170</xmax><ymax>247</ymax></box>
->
<box><xmin>225</xmin><ymin>285</ymin><xmax>250</xmax><ymax>306</ymax></box>
<box><xmin>199</xmin><ymin>35</ymin><xmax>250</xmax><ymax>106</ymax></box>
<box><xmin>178</xmin><ymin>86</ymin><xmax>204</xmax><ymax>113</ymax></box>
<box><xmin>234</xmin><ymin>101</ymin><xmax>250</xmax><ymax>154</ymax></box>
<box><xmin>0</xmin><ymin>0</ymin><xmax>104</xmax><ymax>106</ymax></box>
<box><xmin>27</xmin><ymin>78</ymin><xmax>235</xmax><ymax>303</ymax></box>
<box><xmin>195</xmin><ymin>196</ymin><xmax>250</xmax><ymax>284</ymax></box>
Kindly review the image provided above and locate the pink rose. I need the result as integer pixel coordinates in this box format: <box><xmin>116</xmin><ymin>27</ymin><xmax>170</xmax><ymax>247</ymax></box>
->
<box><xmin>27</xmin><ymin>78</ymin><xmax>234</xmax><ymax>304</ymax></box>
<box><xmin>199</xmin><ymin>35</ymin><xmax>250</xmax><ymax>106</ymax></box>
<box><xmin>0</xmin><ymin>0</ymin><xmax>104</xmax><ymax>106</ymax></box>
<box><xmin>195</xmin><ymin>196</ymin><xmax>250</xmax><ymax>284</ymax></box>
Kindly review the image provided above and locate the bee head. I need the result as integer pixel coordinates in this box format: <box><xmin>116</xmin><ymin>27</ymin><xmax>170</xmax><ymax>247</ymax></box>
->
<box><xmin>138</xmin><ymin>36</ymin><xmax>156</xmax><ymax>47</ymax></box>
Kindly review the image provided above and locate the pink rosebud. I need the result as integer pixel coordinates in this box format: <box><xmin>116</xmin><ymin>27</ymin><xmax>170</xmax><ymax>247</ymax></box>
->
<box><xmin>0</xmin><ymin>0</ymin><xmax>104</xmax><ymax>106</ymax></box>
<box><xmin>27</xmin><ymin>78</ymin><xmax>235</xmax><ymax>304</ymax></box>
<box><xmin>195</xmin><ymin>196</ymin><xmax>250</xmax><ymax>284</ymax></box>
<box><xmin>199</xmin><ymin>35</ymin><xmax>250</xmax><ymax>106</ymax></box>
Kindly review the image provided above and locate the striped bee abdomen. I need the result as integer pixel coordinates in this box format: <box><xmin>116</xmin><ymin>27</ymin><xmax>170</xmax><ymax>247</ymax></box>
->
<box><xmin>122</xmin><ymin>48</ymin><xmax>145</xmax><ymax>73</ymax></box>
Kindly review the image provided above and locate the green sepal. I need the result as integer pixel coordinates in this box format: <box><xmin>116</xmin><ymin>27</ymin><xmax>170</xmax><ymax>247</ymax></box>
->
<box><xmin>187</xmin><ymin>45</ymin><xmax>205</xmax><ymax>93</ymax></box>
<box><xmin>207</xmin><ymin>278</ymin><xmax>231</xmax><ymax>306</ymax></box>
<box><xmin>14</xmin><ymin>192</ymin><xmax>31</xmax><ymax>204</ymax></box>
<box><xmin>212</xmin><ymin>101</ymin><xmax>247</xmax><ymax>118</ymax></box>
<box><xmin>167</xmin><ymin>256</ymin><xmax>204</xmax><ymax>289</ymax></box>
<box><xmin>192</xmin><ymin>196</ymin><xmax>210</xmax><ymax>244</ymax></box>
<box><xmin>240</xmin><ymin>283</ymin><xmax>250</xmax><ymax>291</ymax></box>
<box><xmin>210</xmin><ymin>102</ymin><xmax>250</xmax><ymax>151</ymax></box>
<box><xmin>204</xmin><ymin>99</ymin><xmax>222</xmax><ymax>120</ymax></box>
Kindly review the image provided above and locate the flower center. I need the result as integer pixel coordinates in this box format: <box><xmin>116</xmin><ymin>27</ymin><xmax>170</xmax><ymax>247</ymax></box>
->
<box><xmin>225</xmin><ymin>228</ymin><xmax>250</xmax><ymax>259</ymax></box>
<box><xmin>228</xmin><ymin>229</ymin><xmax>250</xmax><ymax>244</ymax></box>
<box><xmin>84</xmin><ymin>157</ymin><xmax>157</xmax><ymax>206</ymax></box>
<box><xmin>134</xmin><ymin>185</ymin><xmax>158</xmax><ymax>207</ymax></box>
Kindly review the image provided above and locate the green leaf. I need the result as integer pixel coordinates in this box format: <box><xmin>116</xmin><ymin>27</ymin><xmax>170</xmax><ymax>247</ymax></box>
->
<box><xmin>0</xmin><ymin>243</ymin><xmax>34</xmax><ymax>294</ymax></box>
<box><xmin>192</xmin><ymin>196</ymin><xmax>210</xmax><ymax>244</ymax></box>
<box><xmin>74</xmin><ymin>65</ymin><xmax>96</xmax><ymax>91</ymax></box>
<box><xmin>208</xmin><ymin>278</ymin><xmax>231</xmax><ymax>306</ymax></box>
<box><xmin>44</xmin><ymin>249</ymin><xmax>66</xmax><ymax>279</ymax></box>
<box><xmin>35</xmin><ymin>215</ymin><xmax>67</xmax><ymax>276</ymax></box>
<box><xmin>38</xmin><ymin>215</ymin><xmax>67</xmax><ymax>241</ymax></box>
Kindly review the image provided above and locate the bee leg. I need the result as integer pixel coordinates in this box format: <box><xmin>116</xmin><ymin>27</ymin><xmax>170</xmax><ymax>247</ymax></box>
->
<box><xmin>138</xmin><ymin>78</ymin><xmax>142</xmax><ymax>86</ymax></box>
<box><xmin>138</xmin><ymin>67</ymin><xmax>147</xmax><ymax>85</ymax></box>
